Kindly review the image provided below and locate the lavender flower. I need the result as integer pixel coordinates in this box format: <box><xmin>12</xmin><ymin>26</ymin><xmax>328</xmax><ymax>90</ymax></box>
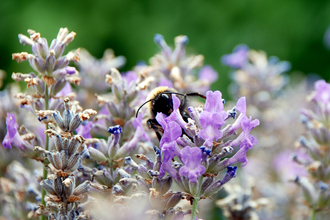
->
<box><xmin>179</xmin><ymin>147</ymin><xmax>206</xmax><ymax>183</ymax></box>
<box><xmin>294</xmin><ymin>79</ymin><xmax>330</xmax><ymax>216</ymax></box>
<box><xmin>199</xmin><ymin>91</ymin><xmax>227</xmax><ymax>147</ymax></box>
<box><xmin>13</xmin><ymin>28</ymin><xmax>80</xmax><ymax>86</ymax></box>
<box><xmin>2</xmin><ymin>113</ymin><xmax>21</xmax><ymax>149</ymax></box>
<box><xmin>2</xmin><ymin>28</ymin><xmax>265</xmax><ymax>220</ymax></box>
<box><xmin>76</xmin><ymin>48</ymin><xmax>125</xmax><ymax>92</ymax></box>
<box><xmin>223</xmin><ymin>45</ymin><xmax>290</xmax><ymax>113</ymax></box>
<box><xmin>135</xmin><ymin>34</ymin><xmax>215</xmax><ymax>94</ymax></box>
<box><xmin>2</xmin><ymin>113</ymin><xmax>42</xmax><ymax>159</ymax></box>
<box><xmin>312</xmin><ymin>79</ymin><xmax>330</xmax><ymax>105</ymax></box>
<box><xmin>150</xmin><ymin>90</ymin><xmax>259</xmax><ymax>199</ymax></box>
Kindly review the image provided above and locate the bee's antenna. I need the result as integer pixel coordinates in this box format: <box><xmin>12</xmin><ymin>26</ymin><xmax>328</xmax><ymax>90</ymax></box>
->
<box><xmin>186</xmin><ymin>92</ymin><xmax>206</xmax><ymax>99</ymax></box>
<box><xmin>161</xmin><ymin>91</ymin><xmax>186</xmax><ymax>97</ymax></box>
<box><xmin>163</xmin><ymin>91</ymin><xmax>206</xmax><ymax>99</ymax></box>
<box><xmin>136</xmin><ymin>98</ymin><xmax>156</xmax><ymax>118</ymax></box>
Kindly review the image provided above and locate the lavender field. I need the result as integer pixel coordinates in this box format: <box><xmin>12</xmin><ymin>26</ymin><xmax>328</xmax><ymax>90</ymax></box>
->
<box><xmin>1</xmin><ymin>1</ymin><xmax>330</xmax><ymax>220</ymax></box>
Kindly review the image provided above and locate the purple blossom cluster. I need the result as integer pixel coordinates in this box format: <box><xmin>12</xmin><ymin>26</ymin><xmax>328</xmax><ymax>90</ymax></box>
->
<box><xmin>3</xmin><ymin>25</ymin><xmax>330</xmax><ymax>220</ymax></box>
<box><xmin>153</xmin><ymin>91</ymin><xmax>259</xmax><ymax>189</ymax></box>
<box><xmin>0</xmin><ymin>28</ymin><xmax>262</xmax><ymax>220</ymax></box>
<box><xmin>222</xmin><ymin>45</ymin><xmax>290</xmax><ymax>112</ymax></box>
<box><xmin>294</xmin><ymin>80</ymin><xmax>330</xmax><ymax>216</ymax></box>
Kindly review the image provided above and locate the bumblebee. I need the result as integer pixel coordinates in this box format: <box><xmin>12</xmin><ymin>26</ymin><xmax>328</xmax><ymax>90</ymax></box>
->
<box><xmin>136</xmin><ymin>86</ymin><xmax>206</xmax><ymax>140</ymax></box>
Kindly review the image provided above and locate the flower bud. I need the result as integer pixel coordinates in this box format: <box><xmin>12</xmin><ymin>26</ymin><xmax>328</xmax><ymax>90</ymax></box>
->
<box><xmin>40</xmin><ymin>179</ymin><xmax>56</xmax><ymax>196</ymax></box>
<box><xmin>160</xmin><ymin>176</ymin><xmax>172</xmax><ymax>195</ymax></box>
<box><xmin>50</xmin><ymin>78</ymin><xmax>66</xmax><ymax>97</ymax></box>
<box><xmin>60</xmin><ymin>150</ymin><xmax>68</xmax><ymax>170</ymax></box>
<box><xmin>107</xmin><ymin>102</ymin><xmax>119</xmax><ymax>117</ymax></box>
<box><xmin>137</xmin><ymin>165</ymin><xmax>151</xmax><ymax>180</ymax></box>
<box><xmin>67</xmin><ymin>136</ymin><xmax>81</xmax><ymax>156</ymax></box>
<box><xmin>53</xmin><ymin>111</ymin><xmax>66</xmax><ymax>131</ymax></box>
<box><xmin>203</xmin><ymin>179</ymin><xmax>223</xmax><ymax>197</ymax></box>
<box><xmin>88</xmin><ymin>147</ymin><xmax>107</xmax><ymax>163</ymax></box>
<box><xmin>52</xmin><ymin>152</ymin><xmax>63</xmax><ymax>170</ymax></box>
<box><xmin>293</xmin><ymin>176</ymin><xmax>317</xmax><ymax>205</ymax></box>
<box><xmin>118</xmin><ymin>168</ymin><xmax>131</xmax><ymax>178</ymax></box>
<box><xmin>63</xmin><ymin>175</ymin><xmax>75</xmax><ymax>198</ymax></box>
<box><xmin>112</xmin><ymin>184</ymin><xmax>124</xmax><ymax>195</ymax></box>
<box><xmin>165</xmin><ymin>192</ymin><xmax>182</xmax><ymax>210</ymax></box>
<box><xmin>18</xmin><ymin>34</ymin><xmax>34</xmax><ymax>46</ymax></box>
<box><xmin>54</xmin><ymin>135</ymin><xmax>63</xmax><ymax>152</ymax></box>
<box><xmin>126</xmin><ymin>90</ymin><xmax>137</xmax><ymax>104</ymax></box>
<box><xmin>54</xmin><ymin>55</ymin><xmax>69</xmax><ymax>69</ymax></box>
<box><xmin>68</xmin><ymin>114</ymin><xmax>82</xmax><ymax>132</ymax></box>
<box><xmin>66</xmin><ymin>153</ymin><xmax>82</xmax><ymax>171</ymax></box>
<box><xmin>94</xmin><ymin>170</ymin><xmax>113</xmax><ymax>188</ymax></box>
<box><xmin>33</xmin><ymin>56</ymin><xmax>46</xmax><ymax>73</ymax></box>
<box><xmin>152</xmin><ymin>177</ymin><xmax>162</xmax><ymax>193</ymax></box>
<box><xmin>36</xmin><ymin>38</ymin><xmax>49</xmax><ymax>59</ymax></box>
<box><xmin>73</xmin><ymin>181</ymin><xmax>90</xmax><ymax>196</ymax></box>
<box><xmin>124</xmin><ymin>157</ymin><xmax>139</xmax><ymax>169</ymax></box>
<box><xmin>62</xmin><ymin>110</ymin><xmax>73</xmax><ymax>131</ymax></box>
<box><xmin>54</xmin><ymin>176</ymin><xmax>63</xmax><ymax>197</ymax></box>
<box><xmin>45</xmin><ymin>50</ymin><xmax>56</xmax><ymax>75</ymax></box>
<box><xmin>200</xmin><ymin>177</ymin><xmax>214</xmax><ymax>195</ymax></box>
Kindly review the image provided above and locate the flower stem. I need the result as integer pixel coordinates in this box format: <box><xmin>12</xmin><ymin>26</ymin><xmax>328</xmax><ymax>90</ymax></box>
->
<box><xmin>41</xmin><ymin>84</ymin><xmax>49</xmax><ymax>220</ymax></box>
<box><xmin>311</xmin><ymin>208</ymin><xmax>316</xmax><ymax>220</ymax></box>
<box><xmin>191</xmin><ymin>176</ymin><xmax>204</xmax><ymax>220</ymax></box>
<box><xmin>108</xmin><ymin>158</ymin><xmax>113</xmax><ymax>177</ymax></box>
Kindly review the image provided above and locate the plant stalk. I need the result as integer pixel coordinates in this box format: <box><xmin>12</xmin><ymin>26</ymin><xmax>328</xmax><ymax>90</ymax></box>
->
<box><xmin>41</xmin><ymin>84</ymin><xmax>49</xmax><ymax>220</ymax></box>
<box><xmin>311</xmin><ymin>208</ymin><xmax>316</xmax><ymax>220</ymax></box>
<box><xmin>191</xmin><ymin>176</ymin><xmax>204</xmax><ymax>220</ymax></box>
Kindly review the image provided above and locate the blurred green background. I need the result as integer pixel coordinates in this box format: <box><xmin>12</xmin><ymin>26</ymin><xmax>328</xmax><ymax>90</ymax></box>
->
<box><xmin>1</xmin><ymin>0</ymin><xmax>330</xmax><ymax>100</ymax></box>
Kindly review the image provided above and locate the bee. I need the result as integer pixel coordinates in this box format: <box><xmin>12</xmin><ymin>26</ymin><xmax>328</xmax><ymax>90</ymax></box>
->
<box><xmin>136</xmin><ymin>86</ymin><xmax>206</xmax><ymax>140</ymax></box>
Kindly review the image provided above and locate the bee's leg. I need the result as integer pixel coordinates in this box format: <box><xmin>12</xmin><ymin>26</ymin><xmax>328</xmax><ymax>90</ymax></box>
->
<box><xmin>147</xmin><ymin>119</ymin><xmax>163</xmax><ymax>141</ymax></box>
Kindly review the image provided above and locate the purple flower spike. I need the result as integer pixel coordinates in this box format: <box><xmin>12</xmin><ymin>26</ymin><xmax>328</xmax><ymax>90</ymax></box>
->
<box><xmin>313</xmin><ymin>80</ymin><xmax>330</xmax><ymax>104</ymax></box>
<box><xmin>2</xmin><ymin>113</ymin><xmax>27</xmax><ymax>150</ymax></box>
<box><xmin>179</xmin><ymin>147</ymin><xmax>206</xmax><ymax>182</ymax></box>
<box><xmin>221</xmin><ymin>44</ymin><xmax>249</xmax><ymax>69</ymax></box>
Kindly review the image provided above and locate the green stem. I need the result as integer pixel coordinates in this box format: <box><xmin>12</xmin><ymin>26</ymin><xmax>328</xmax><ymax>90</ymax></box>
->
<box><xmin>191</xmin><ymin>176</ymin><xmax>204</xmax><ymax>220</ymax></box>
<box><xmin>41</xmin><ymin>84</ymin><xmax>49</xmax><ymax>220</ymax></box>
<box><xmin>311</xmin><ymin>208</ymin><xmax>316</xmax><ymax>220</ymax></box>
<box><xmin>108</xmin><ymin>158</ymin><xmax>113</xmax><ymax>177</ymax></box>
